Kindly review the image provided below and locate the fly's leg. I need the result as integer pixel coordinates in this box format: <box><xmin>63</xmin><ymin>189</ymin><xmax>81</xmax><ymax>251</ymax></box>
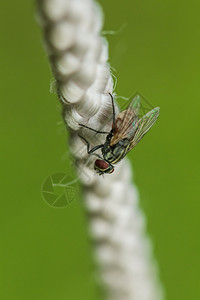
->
<box><xmin>108</xmin><ymin>92</ymin><xmax>116</xmax><ymax>130</ymax></box>
<box><xmin>78</xmin><ymin>124</ymin><xmax>109</xmax><ymax>134</ymax></box>
<box><xmin>79</xmin><ymin>135</ymin><xmax>114</xmax><ymax>175</ymax></box>
<box><xmin>90</xmin><ymin>153</ymin><xmax>104</xmax><ymax>160</ymax></box>
<box><xmin>78</xmin><ymin>135</ymin><xmax>104</xmax><ymax>154</ymax></box>
<box><xmin>79</xmin><ymin>93</ymin><xmax>116</xmax><ymax>134</ymax></box>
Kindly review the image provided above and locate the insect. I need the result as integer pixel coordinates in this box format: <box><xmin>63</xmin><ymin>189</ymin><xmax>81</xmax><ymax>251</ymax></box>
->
<box><xmin>79</xmin><ymin>93</ymin><xmax>160</xmax><ymax>175</ymax></box>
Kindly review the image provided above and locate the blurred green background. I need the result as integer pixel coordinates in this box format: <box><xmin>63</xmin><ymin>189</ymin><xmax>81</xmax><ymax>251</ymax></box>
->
<box><xmin>0</xmin><ymin>0</ymin><xmax>199</xmax><ymax>299</ymax></box>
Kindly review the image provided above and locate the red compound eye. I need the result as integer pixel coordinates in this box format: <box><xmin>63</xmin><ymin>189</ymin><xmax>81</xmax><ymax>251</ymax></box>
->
<box><xmin>94</xmin><ymin>159</ymin><xmax>114</xmax><ymax>174</ymax></box>
<box><xmin>95</xmin><ymin>159</ymin><xmax>109</xmax><ymax>170</ymax></box>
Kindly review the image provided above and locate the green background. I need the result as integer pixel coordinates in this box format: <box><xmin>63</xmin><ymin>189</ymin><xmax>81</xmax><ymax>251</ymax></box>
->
<box><xmin>1</xmin><ymin>0</ymin><xmax>199</xmax><ymax>299</ymax></box>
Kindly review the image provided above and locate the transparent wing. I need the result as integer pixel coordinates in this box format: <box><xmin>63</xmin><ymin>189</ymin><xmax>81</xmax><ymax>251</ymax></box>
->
<box><xmin>126</xmin><ymin>107</ymin><xmax>160</xmax><ymax>152</ymax></box>
<box><xmin>110</xmin><ymin>95</ymin><xmax>140</xmax><ymax>146</ymax></box>
<box><xmin>120</xmin><ymin>94</ymin><xmax>140</xmax><ymax>130</ymax></box>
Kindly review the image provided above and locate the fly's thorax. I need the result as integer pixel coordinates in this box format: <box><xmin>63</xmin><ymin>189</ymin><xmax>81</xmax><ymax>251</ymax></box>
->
<box><xmin>102</xmin><ymin>138</ymin><xmax>130</xmax><ymax>164</ymax></box>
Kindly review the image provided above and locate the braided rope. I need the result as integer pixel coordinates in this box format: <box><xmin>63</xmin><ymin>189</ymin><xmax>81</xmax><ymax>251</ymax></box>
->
<box><xmin>37</xmin><ymin>0</ymin><xmax>164</xmax><ymax>299</ymax></box>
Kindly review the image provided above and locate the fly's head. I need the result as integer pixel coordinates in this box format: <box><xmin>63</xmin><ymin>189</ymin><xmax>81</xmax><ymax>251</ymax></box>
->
<box><xmin>94</xmin><ymin>159</ymin><xmax>114</xmax><ymax>175</ymax></box>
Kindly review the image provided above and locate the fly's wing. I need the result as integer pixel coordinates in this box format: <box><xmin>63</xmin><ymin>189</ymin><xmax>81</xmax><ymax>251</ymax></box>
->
<box><xmin>126</xmin><ymin>107</ymin><xmax>160</xmax><ymax>152</ymax></box>
<box><xmin>110</xmin><ymin>95</ymin><xmax>140</xmax><ymax>146</ymax></box>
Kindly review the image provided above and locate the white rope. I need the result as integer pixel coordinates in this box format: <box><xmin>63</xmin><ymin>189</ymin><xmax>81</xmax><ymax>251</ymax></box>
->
<box><xmin>37</xmin><ymin>0</ymin><xmax>164</xmax><ymax>299</ymax></box>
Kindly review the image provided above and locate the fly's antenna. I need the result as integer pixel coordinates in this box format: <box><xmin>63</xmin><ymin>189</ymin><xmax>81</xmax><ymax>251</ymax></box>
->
<box><xmin>37</xmin><ymin>1</ymin><xmax>164</xmax><ymax>300</ymax></box>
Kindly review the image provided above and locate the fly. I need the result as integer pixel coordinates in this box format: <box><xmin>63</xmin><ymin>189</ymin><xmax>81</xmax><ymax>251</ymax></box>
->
<box><xmin>79</xmin><ymin>93</ymin><xmax>160</xmax><ymax>175</ymax></box>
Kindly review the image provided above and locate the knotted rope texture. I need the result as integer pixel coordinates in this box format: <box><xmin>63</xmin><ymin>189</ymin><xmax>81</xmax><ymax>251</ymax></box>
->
<box><xmin>37</xmin><ymin>0</ymin><xmax>164</xmax><ymax>299</ymax></box>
